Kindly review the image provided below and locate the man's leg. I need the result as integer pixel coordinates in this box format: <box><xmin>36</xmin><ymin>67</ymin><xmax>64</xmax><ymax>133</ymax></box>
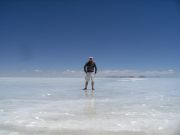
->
<box><xmin>84</xmin><ymin>73</ymin><xmax>89</xmax><ymax>90</ymax></box>
<box><xmin>84</xmin><ymin>81</ymin><xmax>88</xmax><ymax>90</ymax></box>
<box><xmin>91</xmin><ymin>73</ymin><xmax>95</xmax><ymax>90</ymax></box>
<box><xmin>91</xmin><ymin>81</ymin><xmax>94</xmax><ymax>90</ymax></box>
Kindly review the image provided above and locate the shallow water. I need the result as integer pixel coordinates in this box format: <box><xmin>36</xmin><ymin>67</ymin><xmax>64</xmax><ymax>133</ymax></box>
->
<box><xmin>0</xmin><ymin>77</ymin><xmax>180</xmax><ymax>135</ymax></box>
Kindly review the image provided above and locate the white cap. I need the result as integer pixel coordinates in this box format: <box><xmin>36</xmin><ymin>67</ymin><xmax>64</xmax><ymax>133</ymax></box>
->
<box><xmin>89</xmin><ymin>57</ymin><xmax>93</xmax><ymax>59</ymax></box>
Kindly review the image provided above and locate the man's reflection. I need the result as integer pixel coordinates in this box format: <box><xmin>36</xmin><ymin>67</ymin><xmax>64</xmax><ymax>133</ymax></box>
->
<box><xmin>84</xmin><ymin>90</ymin><xmax>96</xmax><ymax>118</ymax></box>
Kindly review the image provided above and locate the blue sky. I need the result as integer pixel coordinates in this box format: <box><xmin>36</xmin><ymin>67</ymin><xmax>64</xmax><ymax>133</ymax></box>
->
<box><xmin>0</xmin><ymin>0</ymin><xmax>180</xmax><ymax>75</ymax></box>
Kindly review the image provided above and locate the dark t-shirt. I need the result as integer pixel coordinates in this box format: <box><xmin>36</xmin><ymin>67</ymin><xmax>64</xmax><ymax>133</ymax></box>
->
<box><xmin>84</xmin><ymin>61</ymin><xmax>97</xmax><ymax>73</ymax></box>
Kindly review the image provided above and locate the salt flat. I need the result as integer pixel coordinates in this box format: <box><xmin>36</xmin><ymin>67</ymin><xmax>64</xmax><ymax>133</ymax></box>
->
<box><xmin>0</xmin><ymin>77</ymin><xmax>180</xmax><ymax>135</ymax></box>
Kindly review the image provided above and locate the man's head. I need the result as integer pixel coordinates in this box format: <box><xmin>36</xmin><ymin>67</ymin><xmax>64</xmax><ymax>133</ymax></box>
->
<box><xmin>89</xmin><ymin>57</ymin><xmax>93</xmax><ymax>62</ymax></box>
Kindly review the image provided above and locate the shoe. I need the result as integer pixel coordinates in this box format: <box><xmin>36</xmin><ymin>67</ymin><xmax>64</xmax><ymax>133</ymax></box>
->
<box><xmin>83</xmin><ymin>88</ymin><xmax>87</xmax><ymax>90</ymax></box>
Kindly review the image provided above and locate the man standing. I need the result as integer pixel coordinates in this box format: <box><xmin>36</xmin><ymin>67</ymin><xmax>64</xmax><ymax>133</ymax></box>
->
<box><xmin>83</xmin><ymin>57</ymin><xmax>97</xmax><ymax>90</ymax></box>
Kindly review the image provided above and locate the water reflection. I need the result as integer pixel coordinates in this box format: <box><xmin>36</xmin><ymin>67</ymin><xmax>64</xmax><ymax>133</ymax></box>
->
<box><xmin>84</xmin><ymin>90</ymin><xmax>96</xmax><ymax>118</ymax></box>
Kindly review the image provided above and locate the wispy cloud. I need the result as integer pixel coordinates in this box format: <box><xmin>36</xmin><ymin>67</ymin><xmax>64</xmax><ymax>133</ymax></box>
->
<box><xmin>0</xmin><ymin>69</ymin><xmax>176</xmax><ymax>77</ymax></box>
<box><xmin>59</xmin><ymin>69</ymin><xmax>176</xmax><ymax>77</ymax></box>
<box><xmin>33</xmin><ymin>69</ymin><xmax>42</xmax><ymax>73</ymax></box>
<box><xmin>61</xmin><ymin>69</ymin><xmax>84</xmax><ymax>77</ymax></box>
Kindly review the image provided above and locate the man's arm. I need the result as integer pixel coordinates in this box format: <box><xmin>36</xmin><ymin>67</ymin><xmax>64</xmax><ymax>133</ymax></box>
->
<box><xmin>84</xmin><ymin>63</ymin><xmax>87</xmax><ymax>73</ymax></box>
<box><xmin>94</xmin><ymin>63</ymin><xmax>97</xmax><ymax>74</ymax></box>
